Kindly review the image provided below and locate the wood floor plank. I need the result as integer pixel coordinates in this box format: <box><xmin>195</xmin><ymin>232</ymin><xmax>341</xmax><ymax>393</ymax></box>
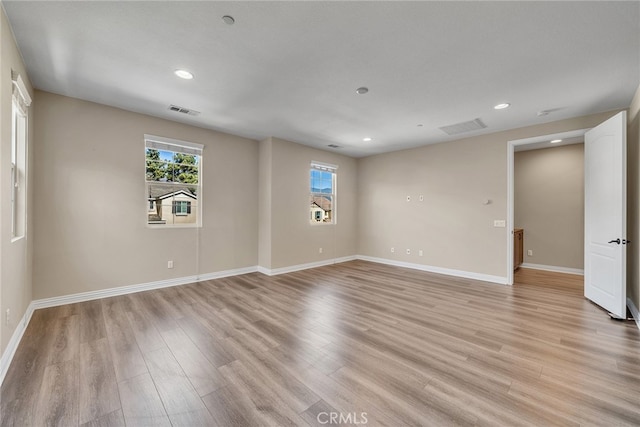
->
<box><xmin>143</xmin><ymin>347</ymin><xmax>216</xmax><ymax>426</ymax></box>
<box><xmin>78</xmin><ymin>338</ymin><xmax>121</xmax><ymax>425</ymax></box>
<box><xmin>79</xmin><ymin>409</ymin><xmax>125</xmax><ymax>427</ymax></box>
<box><xmin>159</xmin><ymin>326</ymin><xmax>226</xmax><ymax>397</ymax></box>
<box><xmin>79</xmin><ymin>300</ymin><xmax>107</xmax><ymax>344</ymax></box>
<box><xmin>2</xmin><ymin>262</ymin><xmax>639</xmax><ymax>426</ymax></box>
<box><xmin>101</xmin><ymin>297</ymin><xmax>148</xmax><ymax>382</ymax></box>
<box><xmin>118</xmin><ymin>373</ymin><xmax>170</xmax><ymax>426</ymax></box>
<box><xmin>33</xmin><ymin>358</ymin><xmax>79</xmax><ymax>426</ymax></box>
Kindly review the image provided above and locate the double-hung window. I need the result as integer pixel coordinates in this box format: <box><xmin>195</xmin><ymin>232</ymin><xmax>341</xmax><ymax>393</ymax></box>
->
<box><xmin>309</xmin><ymin>161</ymin><xmax>337</xmax><ymax>224</ymax></box>
<box><xmin>145</xmin><ymin>135</ymin><xmax>203</xmax><ymax>227</ymax></box>
<box><xmin>11</xmin><ymin>72</ymin><xmax>31</xmax><ymax>241</ymax></box>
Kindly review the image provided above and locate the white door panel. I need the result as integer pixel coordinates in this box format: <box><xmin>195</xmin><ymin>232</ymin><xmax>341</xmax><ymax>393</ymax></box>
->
<box><xmin>584</xmin><ymin>111</ymin><xmax>627</xmax><ymax>318</ymax></box>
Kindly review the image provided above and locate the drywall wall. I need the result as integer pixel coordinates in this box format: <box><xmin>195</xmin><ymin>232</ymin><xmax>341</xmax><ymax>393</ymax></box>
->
<box><xmin>515</xmin><ymin>144</ymin><xmax>584</xmax><ymax>270</ymax></box>
<box><xmin>357</xmin><ymin>110</ymin><xmax>622</xmax><ymax>280</ymax></box>
<box><xmin>0</xmin><ymin>7</ymin><xmax>34</xmax><ymax>356</ymax></box>
<box><xmin>258</xmin><ymin>138</ymin><xmax>273</xmax><ymax>268</ymax></box>
<box><xmin>260</xmin><ymin>137</ymin><xmax>357</xmax><ymax>270</ymax></box>
<box><xmin>32</xmin><ymin>91</ymin><xmax>259</xmax><ymax>300</ymax></box>
<box><xmin>628</xmin><ymin>82</ymin><xmax>640</xmax><ymax>311</ymax></box>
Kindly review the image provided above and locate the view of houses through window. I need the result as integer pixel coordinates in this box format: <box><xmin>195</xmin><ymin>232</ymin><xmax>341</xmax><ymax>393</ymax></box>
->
<box><xmin>310</xmin><ymin>162</ymin><xmax>336</xmax><ymax>224</ymax></box>
<box><xmin>145</xmin><ymin>135</ymin><xmax>202</xmax><ymax>227</ymax></box>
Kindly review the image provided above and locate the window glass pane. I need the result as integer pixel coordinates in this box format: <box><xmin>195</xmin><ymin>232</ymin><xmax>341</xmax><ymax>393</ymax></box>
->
<box><xmin>146</xmin><ymin>160</ymin><xmax>168</xmax><ymax>181</ymax></box>
<box><xmin>310</xmin><ymin>195</ymin><xmax>333</xmax><ymax>223</ymax></box>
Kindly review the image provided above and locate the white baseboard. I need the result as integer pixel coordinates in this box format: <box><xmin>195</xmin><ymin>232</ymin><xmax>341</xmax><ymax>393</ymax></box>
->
<box><xmin>520</xmin><ymin>263</ymin><xmax>584</xmax><ymax>276</ymax></box>
<box><xmin>258</xmin><ymin>256</ymin><xmax>357</xmax><ymax>276</ymax></box>
<box><xmin>0</xmin><ymin>302</ymin><xmax>35</xmax><ymax>387</ymax></box>
<box><xmin>627</xmin><ymin>298</ymin><xmax>640</xmax><ymax>330</ymax></box>
<box><xmin>31</xmin><ymin>266</ymin><xmax>258</xmax><ymax>310</ymax></box>
<box><xmin>356</xmin><ymin>255</ymin><xmax>508</xmax><ymax>285</ymax></box>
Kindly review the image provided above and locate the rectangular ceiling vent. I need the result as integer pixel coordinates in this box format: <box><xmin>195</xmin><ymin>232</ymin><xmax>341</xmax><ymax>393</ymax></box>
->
<box><xmin>327</xmin><ymin>144</ymin><xmax>341</xmax><ymax>148</ymax></box>
<box><xmin>168</xmin><ymin>104</ymin><xmax>201</xmax><ymax>116</ymax></box>
<box><xmin>439</xmin><ymin>118</ymin><xmax>487</xmax><ymax>136</ymax></box>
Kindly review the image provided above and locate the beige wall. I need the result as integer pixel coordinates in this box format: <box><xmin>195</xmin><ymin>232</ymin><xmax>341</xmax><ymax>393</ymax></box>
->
<box><xmin>628</xmin><ymin>83</ymin><xmax>640</xmax><ymax>311</ymax></box>
<box><xmin>0</xmin><ymin>7</ymin><xmax>34</xmax><ymax>355</ymax></box>
<box><xmin>515</xmin><ymin>144</ymin><xmax>584</xmax><ymax>270</ymax></box>
<box><xmin>33</xmin><ymin>91</ymin><xmax>258</xmax><ymax>299</ymax></box>
<box><xmin>260</xmin><ymin>137</ymin><xmax>357</xmax><ymax>270</ymax></box>
<box><xmin>258</xmin><ymin>138</ymin><xmax>272</xmax><ymax>268</ymax></box>
<box><xmin>357</xmin><ymin>110</ymin><xmax>622</xmax><ymax>280</ymax></box>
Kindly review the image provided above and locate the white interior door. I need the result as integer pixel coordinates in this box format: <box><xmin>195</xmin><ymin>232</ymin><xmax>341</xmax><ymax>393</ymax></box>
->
<box><xmin>584</xmin><ymin>111</ymin><xmax>627</xmax><ymax>318</ymax></box>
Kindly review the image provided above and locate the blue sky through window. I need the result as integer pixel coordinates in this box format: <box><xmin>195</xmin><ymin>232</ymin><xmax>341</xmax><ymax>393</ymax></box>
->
<box><xmin>310</xmin><ymin>170</ymin><xmax>333</xmax><ymax>193</ymax></box>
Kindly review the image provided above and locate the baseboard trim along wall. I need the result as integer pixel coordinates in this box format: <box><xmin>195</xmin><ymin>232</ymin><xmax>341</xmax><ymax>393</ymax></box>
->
<box><xmin>628</xmin><ymin>298</ymin><xmax>640</xmax><ymax>330</ymax></box>
<box><xmin>356</xmin><ymin>255</ymin><xmax>509</xmax><ymax>285</ymax></box>
<box><xmin>257</xmin><ymin>256</ymin><xmax>357</xmax><ymax>276</ymax></box>
<box><xmin>520</xmin><ymin>263</ymin><xmax>584</xmax><ymax>276</ymax></box>
<box><xmin>0</xmin><ymin>302</ymin><xmax>35</xmax><ymax>387</ymax></box>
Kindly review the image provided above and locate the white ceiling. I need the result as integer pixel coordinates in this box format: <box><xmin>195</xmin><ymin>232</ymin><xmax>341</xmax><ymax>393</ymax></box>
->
<box><xmin>3</xmin><ymin>1</ymin><xmax>639</xmax><ymax>158</ymax></box>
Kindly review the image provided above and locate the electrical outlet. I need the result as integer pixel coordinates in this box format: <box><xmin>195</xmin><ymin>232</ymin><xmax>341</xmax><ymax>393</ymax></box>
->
<box><xmin>167</xmin><ymin>260</ymin><xmax>174</xmax><ymax>269</ymax></box>
<box><xmin>527</xmin><ymin>250</ymin><xmax>533</xmax><ymax>256</ymax></box>
<box><xmin>391</xmin><ymin>247</ymin><xmax>395</xmax><ymax>253</ymax></box>
<box><xmin>5</xmin><ymin>309</ymin><xmax>10</xmax><ymax>327</ymax></box>
<box><xmin>419</xmin><ymin>250</ymin><xmax>423</xmax><ymax>257</ymax></box>
<box><xmin>406</xmin><ymin>249</ymin><xmax>411</xmax><ymax>255</ymax></box>
<box><xmin>319</xmin><ymin>247</ymin><xmax>323</xmax><ymax>254</ymax></box>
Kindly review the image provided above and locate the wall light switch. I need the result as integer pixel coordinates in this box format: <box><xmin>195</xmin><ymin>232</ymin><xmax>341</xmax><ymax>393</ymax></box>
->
<box><xmin>406</xmin><ymin>249</ymin><xmax>411</xmax><ymax>255</ymax></box>
<box><xmin>527</xmin><ymin>250</ymin><xmax>533</xmax><ymax>256</ymax></box>
<box><xmin>493</xmin><ymin>220</ymin><xmax>506</xmax><ymax>228</ymax></box>
<box><xmin>319</xmin><ymin>247</ymin><xmax>323</xmax><ymax>254</ymax></box>
<box><xmin>419</xmin><ymin>250</ymin><xmax>423</xmax><ymax>256</ymax></box>
<box><xmin>419</xmin><ymin>195</ymin><xmax>424</xmax><ymax>202</ymax></box>
<box><xmin>391</xmin><ymin>247</ymin><xmax>395</xmax><ymax>253</ymax></box>
<box><xmin>406</xmin><ymin>195</ymin><xmax>411</xmax><ymax>202</ymax></box>
<box><xmin>167</xmin><ymin>260</ymin><xmax>174</xmax><ymax>269</ymax></box>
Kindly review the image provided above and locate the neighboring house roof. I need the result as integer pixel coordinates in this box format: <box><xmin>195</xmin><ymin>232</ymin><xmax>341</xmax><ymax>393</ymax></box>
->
<box><xmin>311</xmin><ymin>196</ymin><xmax>332</xmax><ymax>212</ymax></box>
<box><xmin>148</xmin><ymin>183</ymin><xmax>197</xmax><ymax>200</ymax></box>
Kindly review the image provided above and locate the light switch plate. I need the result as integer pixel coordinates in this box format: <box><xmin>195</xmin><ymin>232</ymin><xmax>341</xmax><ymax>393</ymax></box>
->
<box><xmin>493</xmin><ymin>220</ymin><xmax>506</xmax><ymax>228</ymax></box>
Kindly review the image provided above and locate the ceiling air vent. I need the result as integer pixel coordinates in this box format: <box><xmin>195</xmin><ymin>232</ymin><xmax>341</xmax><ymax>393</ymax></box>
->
<box><xmin>439</xmin><ymin>118</ymin><xmax>487</xmax><ymax>136</ymax></box>
<box><xmin>327</xmin><ymin>144</ymin><xmax>341</xmax><ymax>148</ymax></box>
<box><xmin>168</xmin><ymin>104</ymin><xmax>201</xmax><ymax>116</ymax></box>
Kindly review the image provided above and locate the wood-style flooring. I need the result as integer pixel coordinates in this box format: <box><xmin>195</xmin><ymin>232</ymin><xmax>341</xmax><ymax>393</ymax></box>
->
<box><xmin>1</xmin><ymin>261</ymin><xmax>639</xmax><ymax>426</ymax></box>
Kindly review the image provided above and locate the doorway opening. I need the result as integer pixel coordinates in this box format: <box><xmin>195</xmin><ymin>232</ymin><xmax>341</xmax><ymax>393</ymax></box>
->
<box><xmin>507</xmin><ymin>129</ymin><xmax>590</xmax><ymax>285</ymax></box>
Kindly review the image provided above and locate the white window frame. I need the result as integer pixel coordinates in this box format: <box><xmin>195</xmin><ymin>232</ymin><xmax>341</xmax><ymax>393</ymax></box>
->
<box><xmin>145</xmin><ymin>134</ymin><xmax>203</xmax><ymax>228</ymax></box>
<box><xmin>309</xmin><ymin>161</ymin><xmax>337</xmax><ymax>225</ymax></box>
<box><xmin>11</xmin><ymin>73</ymin><xmax>31</xmax><ymax>242</ymax></box>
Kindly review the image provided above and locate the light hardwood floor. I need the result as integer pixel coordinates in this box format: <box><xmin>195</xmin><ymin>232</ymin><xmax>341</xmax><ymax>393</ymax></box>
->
<box><xmin>1</xmin><ymin>261</ymin><xmax>639</xmax><ymax>426</ymax></box>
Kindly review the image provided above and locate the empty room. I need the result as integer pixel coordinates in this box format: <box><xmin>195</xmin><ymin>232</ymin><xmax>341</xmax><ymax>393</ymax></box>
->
<box><xmin>1</xmin><ymin>1</ymin><xmax>640</xmax><ymax>426</ymax></box>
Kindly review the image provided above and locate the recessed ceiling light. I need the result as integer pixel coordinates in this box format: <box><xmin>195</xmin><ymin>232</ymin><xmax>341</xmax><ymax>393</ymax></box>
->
<box><xmin>356</xmin><ymin>87</ymin><xmax>369</xmax><ymax>95</ymax></box>
<box><xmin>550</xmin><ymin>139</ymin><xmax>562</xmax><ymax>143</ymax></box>
<box><xmin>174</xmin><ymin>69</ymin><xmax>194</xmax><ymax>80</ymax></box>
<box><xmin>363</xmin><ymin>137</ymin><xmax>372</xmax><ymax>142</ymax></box>
<box><xmin>222</xmin><ymin>15</ymin><xmax>235</xmax><ymax>25</ymax></box>
<box><xmin>494</xmin><ymin>103</ymin><xmax>510</xmax><ymax>110</ymax></box>
<box><xmin>417</xmin><ymin>124</ymin><xmax>423</xmax><ymax>127</ymax></box>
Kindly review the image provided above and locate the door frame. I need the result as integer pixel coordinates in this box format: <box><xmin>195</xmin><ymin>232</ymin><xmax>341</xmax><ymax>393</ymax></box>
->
<box><xmin>506</xmin><ymin>128</ymin><xmax>591</xmax><ymax>285</ymax></box>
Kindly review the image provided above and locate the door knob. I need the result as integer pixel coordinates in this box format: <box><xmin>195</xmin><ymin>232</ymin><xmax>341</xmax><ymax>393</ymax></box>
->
<box><xmin>608</xmin><ymin>238</ymin><xmax>621</xmax><ymax>244</ymax></box>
